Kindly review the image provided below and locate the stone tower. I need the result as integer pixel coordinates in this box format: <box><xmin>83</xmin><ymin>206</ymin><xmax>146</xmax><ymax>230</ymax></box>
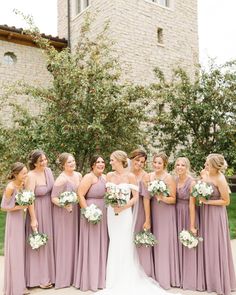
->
<box><xmin>57</xmin><ymin>0</ymin><xmax>199</xmax><ymax>84</ymax></box>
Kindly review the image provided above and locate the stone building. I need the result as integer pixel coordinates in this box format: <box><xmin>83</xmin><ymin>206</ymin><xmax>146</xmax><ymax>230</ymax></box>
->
<box><xmin>0</xmin><ymin>0</ymin><xmax>199</xmax><ymax>122</ymax></box>
<box><xmin>0</xmin><ymin>25</ymin><xmax>67</xmax><ymax>123</ymax></box>
<box><xmin>57</xmin><ymin>0</ymin><xmax>199</xmax><ymax>84</ymax></box>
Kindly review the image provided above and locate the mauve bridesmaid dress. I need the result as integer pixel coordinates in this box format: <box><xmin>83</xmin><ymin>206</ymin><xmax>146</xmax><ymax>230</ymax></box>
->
<box><xmin>200</xmin><ymin>183</ymin><xmax>236</xmax><ymax>295</ymax></box>
<box><xmin>51</xmin><ymin>180</ymin><xmax>79</xmax><ymax>289</ymax></box>
<box><xmin>74</xmin><ymin>177</ymin><xmax>108</xmax><ymax>291</ymax></box>
<box><xmin>143</xmin><ymin>178</ymin><xmax>180</xmax><ymax>289</ymax></box>
<box><xmin>176</xmin><ymin>177</ymin><xmax>205</xmax><ymax>291</ymax></box>
<box><xmin>25</xmin><ymin>167</ymin><xmax>55</xmax><ymax>287</ymax></box>
<box><xmin>134</xmin><ymin>181</ymin><xmax>154</xmax><ymax>278</ymax></box>
<box><xmin>1</xmin><ymin>190</ymin><xmax>26</xmax><ymax>295</ymax></box>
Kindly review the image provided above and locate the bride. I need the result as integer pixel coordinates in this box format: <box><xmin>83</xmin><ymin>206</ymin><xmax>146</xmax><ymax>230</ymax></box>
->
<box><xmin>97</xmin><ymin>150</ymin><xmax>179</xmax><ymax>295</ymax></box>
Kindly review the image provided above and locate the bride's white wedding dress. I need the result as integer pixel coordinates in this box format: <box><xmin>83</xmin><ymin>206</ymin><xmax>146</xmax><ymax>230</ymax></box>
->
<box><xmin>97</xmin><ymin>182</ymin><xmax>179</xmax><ymax>295</ymax></box>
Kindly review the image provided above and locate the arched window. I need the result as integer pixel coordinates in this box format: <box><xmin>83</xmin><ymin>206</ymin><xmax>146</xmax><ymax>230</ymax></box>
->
<box><xmin>3</xmin><ymin>52</ymin><xmax>17</xmax><ymax>65</ymax></box>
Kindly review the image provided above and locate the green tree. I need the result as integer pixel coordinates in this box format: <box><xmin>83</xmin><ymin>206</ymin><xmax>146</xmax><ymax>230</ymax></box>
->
<box><xmin>0</xmin><ymin>15</ymin><xmax>147</xmax><ymax>185</ymax></box>
<box><xmin>149</xmin><ymin>62</ymin><xmax>236</xmax><ymax>172</ymax></box>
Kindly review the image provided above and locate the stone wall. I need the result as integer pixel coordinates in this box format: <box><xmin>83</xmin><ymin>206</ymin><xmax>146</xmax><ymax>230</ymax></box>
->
<box><xmin>0</xmin><ymin>40</ymin><xmax>52</xmax><ymax>124</ymax></box>
<box><xmin>58</xmin><ymin>0</ymin><xmax>199</xmax><ymax>84</ymax></box>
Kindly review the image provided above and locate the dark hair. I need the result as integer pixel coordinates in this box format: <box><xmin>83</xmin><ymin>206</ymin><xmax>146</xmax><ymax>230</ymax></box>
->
<box><xmin>8</xmin><ymin>162</ymin><xmax>26</xmax><ymax>180</ymax></box>
<box><xmin>56</xmin><ymin>152</ymin><xmax>74</xmax><ymax>171</ymax></box>
<box><xmin>129</xmin><ymin>149</ymin><xmax>147</xmax><ymax>161</ymax></box>
<box><xmin>28</xmin><ymin>149</ymin><xmax>46</xmax><ymax>170</ymax></box>
<box><xmin>90</xmin><ymin>155</ymin><xmax>104</xmax><ymax>170</ymax></box>
<box><xmin>153</xmin><ymin>152</ymin><xmax>168</xmax><ymax>169</ymax></box>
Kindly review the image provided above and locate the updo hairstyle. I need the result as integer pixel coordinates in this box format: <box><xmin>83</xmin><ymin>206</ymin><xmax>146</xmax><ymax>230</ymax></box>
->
<box><xmin>111</xmin><ymin>150</ymin><xmax>128</xmax><ymax>168</ymax></box>
<box><xmin>129</xmin><ymin>149</ymin><xmax>147</xmax><ymax>161</ymax></box>
<box><xmin>56</xmin><ymin>152</ymin><xmax>74</xmax><ymax>171</ymax></box>
<box><xmin>207</xmin><ymin>153</ymin><xmax>228</xmax><ymax>173</ymax></box>
<box><xmin>153</xmin><ymin>152</ymin><xmax>169</xmax><ymax>169</ymax></box>
<box><xmin>28</xmin><ymin>149</ymin><xmax>46</xmax><ymax>170</ymax></box>
<box><xmin>8</xmin><ymin>162</ymin><xmax>26</xmax><ymax>180</ymax></box>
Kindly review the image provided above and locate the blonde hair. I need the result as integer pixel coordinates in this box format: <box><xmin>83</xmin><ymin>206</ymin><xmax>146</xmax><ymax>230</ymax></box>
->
<box><xmin>111</xmin><ymin>150</ymin><xmax>128</xmax><ymax>168</ymax></box>
<box><xmin>56</xmin><ymin>152</ymin><xmax>74</xmax><ymax>171</ymax></box>
<box><xmin>207</xmin><ymin>153</ymin><xmax>228</xmax><ymax>173</ymax></box>
<box><xmin>174</xmin><ymin>157</ymin><xmax>191</xmax><ymax>174</ymax></box>
<box><xmin>153</xmin><ymin>152</ymin><xmax>168</xmax><ymax>169</ymax></box>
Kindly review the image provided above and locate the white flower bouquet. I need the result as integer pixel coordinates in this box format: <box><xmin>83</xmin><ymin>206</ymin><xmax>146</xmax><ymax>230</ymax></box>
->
<box><xmin>81</xmin><ymin>204</ymin><xmax>103</xmax><ymax>225</ymax></box>
<box><xmin>28</xmin><ymin>232</ymin><xmax>48</xmax><ymax>250</ymax></box>
<box><xmin>59</xmin><ymin>191</ymin><xmax>77</xmax><ymax>207</ymax></box>
<box><xmin>148</xmin><ymin>180</ymin><xmax>169</xmax><ymax>200</ymax></box>
<box><xmin>134</xmin><ymin>229</ymin><xmax>158</xmax><ymax>247</ymax></box>
<box><xmin>15</xmin><ymin>190</ymin><xmax>35</xmax><ymax>206</ymax></box>
<box><xmin>191</xmin><ymin>181</ymin><xmax>213</xmax><ymax>205</ymax></box>
<box><xmin>179</xmin><ymin>229</ymin><xmax>203</xmax><ymax>249</ymax></box>
<box><xmin>104</xmin><ymin>183</ymin><xmax>128</xmax><ymax>208</ymax></box>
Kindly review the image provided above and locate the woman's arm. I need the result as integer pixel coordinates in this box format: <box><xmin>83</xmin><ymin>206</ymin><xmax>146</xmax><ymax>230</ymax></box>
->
<box><xmin>200</xmin><ymin>176</ymin><xmax>230</xmax><ymax>206</ymax></box>
<box><xmin>78</xmin><ymin>174</ymin><xmax>93</xmax><ymax>209</ymax></box>
<box><xmin>161</xmin><ymin>175</ymin><xmax>176</xmax><ymax>204</ymax></box>
<box><xmin>1</xmin><ymin>186</ymin><xmax>27</xmax><ymax>212</ymax></box>
<box><xmin>25</xmin><ymin>173</ymin><xmax>38</xmax><ymax>231</ymax></box>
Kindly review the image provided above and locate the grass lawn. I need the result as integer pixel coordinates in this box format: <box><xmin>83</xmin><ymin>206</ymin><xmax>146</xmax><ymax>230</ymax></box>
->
<box><xmin>227</xmin><ymin>193</ymin><xmax>236</xmax><ymax>240</ymax></box>
<box><xmin>0</xmin><ymin>194</ymin><xmax>235</xmax><ymax>256</ymax></box>
<box><xmin>0</xmin><ymin>210</ymin><xmax>6</xmax><ymax>256</ymax></box>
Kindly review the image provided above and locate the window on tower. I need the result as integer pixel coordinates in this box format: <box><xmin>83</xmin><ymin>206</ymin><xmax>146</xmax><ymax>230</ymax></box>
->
<box><xmin>151</xmin><ymin>0</ymin><xmax>169</xmax><ymax>7</ymax></box>
<box><xmin>157</xmin><ymin>27</ymin><xmax>164</xmax><ymax>45</ymax></box>
<box><xmin>76</xmin><ymin>0</ymin><xmax>90</xmax><ymax>14</ymax></box>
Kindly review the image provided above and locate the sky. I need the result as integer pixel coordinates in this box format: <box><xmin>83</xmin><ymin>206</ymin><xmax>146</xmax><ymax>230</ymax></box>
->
<box><xmin>0</xmin><ymin>0</ymin><xmax>236</xmax><ymax>66</ymax></box>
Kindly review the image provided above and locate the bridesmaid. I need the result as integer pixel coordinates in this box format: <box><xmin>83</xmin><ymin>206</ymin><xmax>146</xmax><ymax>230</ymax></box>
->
<box><xmin>25</xmin><ymin>149</ymin><xmax>55</xmax><ymax>289</ymax></box>
<box><xmin>143</xmin><ymin>152</ymin><xmax>180</xmax><ymax>289</ymax></box>
<box><xmin>51</xmin><ymin>153</ymin><xmax>82</xmax><ymax>289</ymax></box>
<box><xmin>129</xmin><ymin>149</ymin><xmax>154</xmax><ymax>277</ymax></box>
<box><xmin>1</xmin><ymin>162</ymin><xmax>29</xmax><ymax>295</ymax></box>
<box><xmin>175</xmin><ymin>157</ymin><xmax>204</xmax><ymax>290</ymax></box>
<box><xmin>73</xmin><ymin>155</ymin><xmax>108</xmax><ymax>291</ymax></box>
<box><xmin>196</xmin><ymin>153</ymin><xmax>236</xmax><ymax>295</ymax></box>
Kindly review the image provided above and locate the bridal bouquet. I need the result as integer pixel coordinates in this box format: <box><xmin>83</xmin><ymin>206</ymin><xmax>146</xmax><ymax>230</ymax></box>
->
<box><xmin>179</xmin><ymin>229</ymin><xmax>203</xmax><ymax>249</ymax></box>
<box><xmin>59</xmin><ymin>191</ymin><xmax>78</xmax><ymax>207</ymax></box>
<box><xmin>104</xmin><ymin>183</ymin><xmax>128</xmax><ymax>207</ymax></box>
<box><xmin>81</xmin><ymin>204</ymin><xmax>103</xmax><ymax>225</ymax></box>
<box><xmin>15</xmin><ymin>190</ymin><xmax>35</xmax><ymax>206</ymax></box>
<box><xmin>148</xmin><ymin>180</ymin><xmax>169</xmax><ymax>200</ymax></box>
<box><xmin>28</xmin><ymin>232</ymin><xmax>48</xmax><ymax>250</ymax></box>
<box><xmin>134</xmin><ymin>229</ymin><xmax>158</xmax><ymax>247</ymax></box>
<box><xmin>191</xmin><ymin>181</ymin><xmax>213</xmax><ymax>205</ymax></box>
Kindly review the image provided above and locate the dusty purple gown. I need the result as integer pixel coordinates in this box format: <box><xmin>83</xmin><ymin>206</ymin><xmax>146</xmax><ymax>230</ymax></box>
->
<box><xmin>1</xmin><ymin>190</ymin><xmax>26</xmax><ymax>295</ymax></box>
<box><xmin>176</xmin><ymin>177</ymin><xmax>205</xmax><ymax>291</ymax></box>
<box><xmin>73</xmin><ymin>177</ymin><xmax>108</xmax><ymax>291</ymax></box>
<box><xmin>143</xmin><ymin>179</ymin><xmax>180</xmax><ymax>289</ymax></box>
<box><xmin>25</xmin><ymin>167</ymin><xmax>55</xmax><ymax>287</ymax></box>
<box><xmin>51</xmin><ymin>181</ymin><xmax>79</xmax><ymax>289</ymax></box>
<box><xmin>200</xmin><ymin>183</ymin><xmax>236</xmax><ymax>295</ymax></box>
<box><xmin>134</xmin><ymin>181</ymin><xmax>154</xmax><ymax>278</ymax></box>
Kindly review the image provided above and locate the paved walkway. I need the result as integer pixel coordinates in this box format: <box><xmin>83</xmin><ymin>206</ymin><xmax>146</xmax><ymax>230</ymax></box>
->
<box><xmin>0</xmin><ymin>240</ymin><xmax>236</xmax><ymax>295</ymax></box>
